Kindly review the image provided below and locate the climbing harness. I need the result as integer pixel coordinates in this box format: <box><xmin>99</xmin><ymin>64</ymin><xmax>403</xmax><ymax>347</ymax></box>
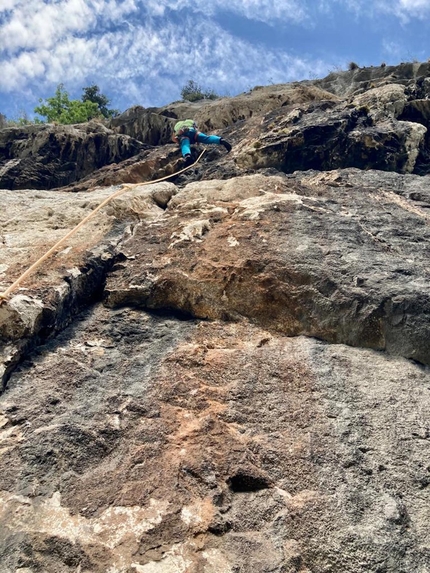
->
<box><xmin>0</xmin><ymin>149</ymin><xmax>206</xmax><ymax>303</ymax></box>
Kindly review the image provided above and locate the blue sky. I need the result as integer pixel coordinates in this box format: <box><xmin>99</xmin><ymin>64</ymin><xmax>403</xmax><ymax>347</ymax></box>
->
<box><xmin>1</xmin><ymin>0</ymin><xmax>430</xmax><ymax>120</ymax></box>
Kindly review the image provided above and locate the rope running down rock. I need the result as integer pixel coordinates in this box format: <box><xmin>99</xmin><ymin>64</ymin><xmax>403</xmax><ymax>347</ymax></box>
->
<box><xmin>0</xmin><ymin>150</ymin><xmax>206</xmax><ymax>303</ymax></box>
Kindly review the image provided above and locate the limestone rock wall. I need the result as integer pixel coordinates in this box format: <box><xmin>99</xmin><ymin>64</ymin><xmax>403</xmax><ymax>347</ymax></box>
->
<box><xmin>314</xmin><ymin>61</ymin><xmax>430</xmax><ymax>98</ymax></box>
<box><xmin>0</xmin><ymin>122</ymin><xmax>148</xmax><ymax>190</ymax></box>
<box><xmin>1</xmin><ymin>61</ymin><xmax>430</xmax><ymax>573</ymax></box>
<box><xmin>2</xmin><ymin>62</ymin><xmax>430</xmax><ymax>191</ymax></box>
<box><xmin>2</xmin><ymin>312</ymin><xmax>429</xmax><ymax>573</ymax></box>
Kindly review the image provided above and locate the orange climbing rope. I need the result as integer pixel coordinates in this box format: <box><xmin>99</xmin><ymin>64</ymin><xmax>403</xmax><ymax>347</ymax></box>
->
<box><xmin>0</xmin><ymin>150</ymin><xmax>206</xmax><ymax>303</ymax></box>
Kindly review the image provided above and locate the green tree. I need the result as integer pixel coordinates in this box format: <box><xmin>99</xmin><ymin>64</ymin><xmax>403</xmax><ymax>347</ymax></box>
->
<box><xmin>181</xmin><ymin>80</ymin><xmax>219</xmax><ymax>102</ymax></box>
<box><xmin>82</xmin><ymin>84</ymin><xmax>119</xmax><ymax>118</ymax></box>
<box><xmin>34</xmin><ymin>84</ymin><xmax>99</xmax><ymax>124</ymax></box>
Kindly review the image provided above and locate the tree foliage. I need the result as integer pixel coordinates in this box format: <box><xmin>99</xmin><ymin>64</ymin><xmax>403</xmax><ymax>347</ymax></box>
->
<box><xmin>34</xmin><ymin>83</ymin><xmax>119</xmax><ymax>124</ymax></box>
<box><xmin>180</xmin><ymin>80</ymin><xmax>219</xmax><ymax>102</ymax></box>
<box><xmin>34</xmin><ymin>84</ymin><xmax>98</xmax><ymax>124</ymax></box>
<box><xmin>82</xmin><ymin>84</ymin><xmax>119</xmax><ymax>118</ymax></box>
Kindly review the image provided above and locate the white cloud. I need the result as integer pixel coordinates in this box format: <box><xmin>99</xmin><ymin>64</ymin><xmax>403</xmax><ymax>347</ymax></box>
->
<box><xmin>382</xmin><ymin>39</ymin><xmax>405</xmax><ymax>59</ymax></box>
<box><xmin>0</xmin><ymin>0</ymin><xmax>19</xmax><ymax>12</ymax></box>
<box><xmin>304</xmin><ymin>0</ymin><xmax>430</xmax><ymax>20</ymax></box>
<box><xmin>0</xmin><ymin>7</ymin><xmax>327</xmax><ymax>112</ymax></box>
<box><xmin>3</xmin><ymin>0</ymin><xmax>428</xmax><ymax>119</ymax></box>
<box><xmin>0</xmin><ymin>0</ymin><xmax>139</xmax><ymax>55</ymax></box>
<box><xmin>1</xmin><ymin>0</ymin><xmax>92</xmax><ymax>54</ymax></box>
<box><xmin>136</xmin><ymin>0</ymin><xmax>309</xmax><ymax>24</ymax></box>
<box><xmin>398</xmin><ymin>0</ymin><xmax>430</xmax><ymax>9</ymax></box>
<box><xmin>204</xmin><ymin>0</ymin><xmax>309</xmax><ymax>23</ymax></box>
<box><xmin>395</xmin><ymin>0</ymin><xmax>430</xmax><ymax>19</ymax></box>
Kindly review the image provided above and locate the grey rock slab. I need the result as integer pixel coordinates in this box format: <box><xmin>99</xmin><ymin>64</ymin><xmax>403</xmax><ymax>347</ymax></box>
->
<box><xmin>0</xmin><ymin>121</ymin><xmax>148</xmax><ymax>190</ymax></box>
<box><xmin>0</xmin><ymin>312</ymin><xmax>428</xmax><ymax>572</ymax></box>
<box><xmin>104</xmin><ymin>171</ymin><xmax>430</xmax><ymax>365</ymax></box>
<box><xmin>0</xmin><ymin>183</ymin><xmax>176</xmax><ymax>387</ymax></box>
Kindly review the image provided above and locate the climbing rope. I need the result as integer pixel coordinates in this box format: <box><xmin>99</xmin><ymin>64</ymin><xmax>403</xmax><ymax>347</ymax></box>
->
<box><xmin>0</xmin><ymin>150</ymin><xmax>206</xmax><ymax>303</ymax></box>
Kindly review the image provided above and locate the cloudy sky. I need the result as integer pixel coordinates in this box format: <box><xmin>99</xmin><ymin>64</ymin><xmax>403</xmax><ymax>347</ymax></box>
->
<box><xmin>1</xmin><ymin>0</ymin><xmax>430</xmax><ymax>120</ymax></box>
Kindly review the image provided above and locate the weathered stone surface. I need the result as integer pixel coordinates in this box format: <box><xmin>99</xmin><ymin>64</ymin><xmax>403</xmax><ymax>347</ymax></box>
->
<box><xmin>2</xmin><ymin>63</ymin><xmax>430</xmax><ymax>192</ymax></box>
<box><xmin>111</xmin><ymin>84</ymin><xmax>338</xmax><ymax>142</ymax></box>
<box><xmin>61</xmin><ymin>146</ymin><xmax>184</xmax><ymax>192</ymax></box>
<box><xmin>110</xmin><ymin>107</ymin><xmax>177</xmax><ymax>145</ymax></box>
<box><xmin>1</xmin><ymin>62</ymin><xmax>430</xmax><ymax>573</ymax></box>
<box><xmin>0</xmin><ymin>182</ymin><xmax>176</xmax><ymax>386</ymax></box>
<box><xmin>314</xmin><ymin>61</ymin><xmax>430</xmax><ymax>98</ymax></box>
<box><xmin>59</xmin><ymin>97</ymin><xmax>430</xmax><ymax>194</ymax></box>
<box><xmin>104</xmin><ymin>171</ymin><xmax>430</xmax><ymax>365</ymax></box>
<box><xmin>401</xmin><ymin>99</ymin><xmax>430</xmax><ymax>124</ymax></box>
<box><xmin>352</xmin><ymin>84</ymin><xmax>407</xmax><ymax>120</ymax></box>
<box><xmin>0</xmin><ymin>121</ymin><xmax>148</xmax><ymax>190</ymax></box>
<box><xmin>232</xmin><ymin>102</ymin><xmax>427</xmax><ymax>174</ymax></box>
<box><xmin>0</xmin><ymin>309</ymin><xmax>429</xmax><ymax>572</ymax></box>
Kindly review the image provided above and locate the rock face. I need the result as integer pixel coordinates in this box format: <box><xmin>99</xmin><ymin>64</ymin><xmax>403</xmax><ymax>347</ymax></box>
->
<box><xmin>0</xmin><ymin>121</ymin><xmax>148</xmax><ymax>190</ymax></box>
<box><xmin>1</xmin><ymin>62</ymin><xmax>430</xmax><ymax>573</ymax></box>
<box><xmin>104</xmin><ymin>170</ymin><xmax>430</xmax><ymax>366</ymax></box>
<box><xmin>2</xmin><ymin>62</ymin><xmax>430</xmax><ymax>191</ymax></box>
<box><xmin>314</xmin><ymin>61</ymin><xmax>430</xmax><ymax>99</ymax></box>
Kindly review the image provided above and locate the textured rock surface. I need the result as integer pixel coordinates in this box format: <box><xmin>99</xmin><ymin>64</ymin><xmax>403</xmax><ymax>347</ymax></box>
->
<box><xmin>0</xmin><ymin>121</ymin><xmax>148</xmax><ymax>190</ymax></box>
<box><xmin>1</xmin><ymin>62</ymin><xmax>430</xmax><ymax>572</ymax></box>
<box><xmin>0</xmin><ymin>182</ymin><xmax>176</xmax><ymax>386</ymax></box>
<box><xmin>1</xmin><ymin>311</ymin><xmax>429</xmax><ymax>572</ymax></box>
<box><xmin>104</xmin><ymin>171</ymin><xmax>430</xmax><ymax>365</ymax></box>
<box><xmin>111</xmin><ymin>84</ymin><xmax>339</xmax><ymax>142</ymax></box>
<box><xmin>2</xmin><ymin>62</ymin><xmax>430</xmax><ymax>192</ymax></box>
<box><xmin>314</xmin><ymin>61</ymin><xmax>430</xmax><ymax>98</ymax></box>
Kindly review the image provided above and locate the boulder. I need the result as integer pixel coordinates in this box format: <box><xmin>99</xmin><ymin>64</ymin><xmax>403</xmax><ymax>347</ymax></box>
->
<box><xmin>352</xmin><ymin>84</ymin><xmax>407</xmax><ymax>120</ymax></box>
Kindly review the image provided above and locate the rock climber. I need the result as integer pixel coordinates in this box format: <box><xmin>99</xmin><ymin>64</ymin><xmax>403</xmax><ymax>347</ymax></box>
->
<box><xmin>172</xmin><ymin>119</ymin><xmax>232</xmax><ymax>166</ymax></box>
